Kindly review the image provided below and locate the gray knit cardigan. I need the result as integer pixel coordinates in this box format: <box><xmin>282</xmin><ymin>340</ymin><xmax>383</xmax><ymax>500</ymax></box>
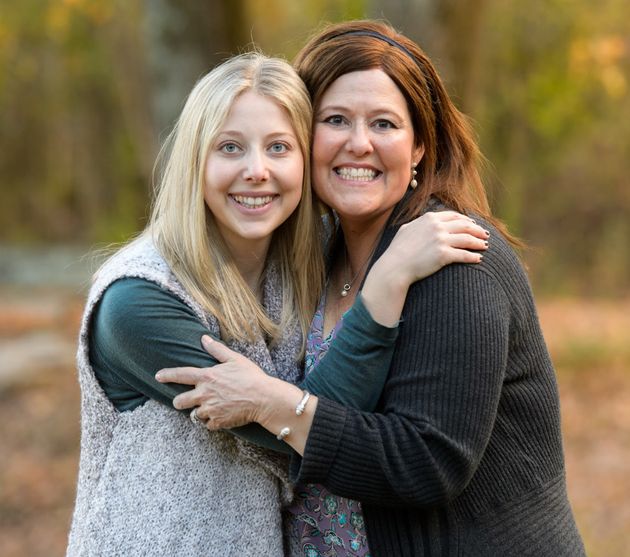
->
<box><xmin>67</xmin><ymin>235</ymin><xmax>300</xmax><ymax>556</ymax></box>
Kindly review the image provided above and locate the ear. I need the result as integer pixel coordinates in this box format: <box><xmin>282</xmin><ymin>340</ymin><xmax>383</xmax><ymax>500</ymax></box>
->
<box><xmin>412</xmin><ymin>144</ymin><xmax>425</xmax><ymax>167</ymax></box>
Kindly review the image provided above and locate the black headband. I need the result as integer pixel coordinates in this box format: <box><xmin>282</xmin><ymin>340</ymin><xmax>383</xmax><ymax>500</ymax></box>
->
<box><xmin>323</xmin><ymin>28</ymin><xmax>440</xmax><ymax>108</ymax></box>
<box><xmin>326</xmin><ymin>29</ymin><xmax>419</xmax><ymax>66</ymax></box>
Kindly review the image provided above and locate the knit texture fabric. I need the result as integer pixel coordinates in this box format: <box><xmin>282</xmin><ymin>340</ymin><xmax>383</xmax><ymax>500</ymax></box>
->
<box><xmin>291</xmin><ymin>216</ymin><xmax>586</xmax><ymax>557</ymax></box>
<box><xmin>67</xmin><ymin>235</ymin><xmax>301</xmax><ymax>556</ymax></box>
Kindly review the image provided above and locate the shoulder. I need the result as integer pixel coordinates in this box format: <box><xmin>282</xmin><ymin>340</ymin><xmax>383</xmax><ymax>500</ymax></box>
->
<box><xmin>400</xmin><ymin>215</ymin><xmax>534</xmax><ymax>325</ymax></box>
<box><xmin>96</xmin><ymin>277</ymin><xmax>198</xmax><ymax>334</ymax></box>
<box><xmin>466</xmin><ymin>217</ymin><xmax>532</xmax><ymax>303</ymax></box>
<box><xmin>99</xmin><ymin>276</ymin><xmax>166</xmax><ymax>314</ymax></box>
<box><xmin>90</xmin><ymin>277</ymin><xmax>208</xmax><ymax>376</ymax></box>
<box><xmin>93</xmin><ymin>235</ymin><xmax>170</xmax><ymax>286</ymax></box>
<box><xmin>86</xmin><ymin>234</ymin><xmax>209</xmax><ymax>325</ymax></box>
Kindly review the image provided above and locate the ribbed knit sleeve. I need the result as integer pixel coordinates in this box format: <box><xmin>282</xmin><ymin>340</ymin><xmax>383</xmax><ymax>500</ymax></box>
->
<box><xmin>291</xmin><ymin>249</ymin><xmax>513</xmax><ymax>507</ymax></box>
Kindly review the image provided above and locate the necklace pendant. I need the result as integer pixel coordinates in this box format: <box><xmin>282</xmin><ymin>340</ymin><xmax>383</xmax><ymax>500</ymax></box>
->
<box><xmin>341</xmin><ymin>283</ymin><xmax>351</xmax><ymax>297</ymax></box>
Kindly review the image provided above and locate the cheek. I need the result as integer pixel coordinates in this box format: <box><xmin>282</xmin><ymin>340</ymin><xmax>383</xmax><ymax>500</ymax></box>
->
<box><xmin>311</xmin><ymin>140</ymin><xmax>336</xmax><ymax>199</ymax></box>
<box><xmin>385</xmin><ymin>140</ymin><xmax>414</xmax><ymax>177</ymax></box>
<box><xmin>311</xmin><ymin>171</ymin><xmax>331</xmax><ymax>201</ymax></box>
<box><xmin>213</xmin><ymin>159</ymin><xmax>235</xmax><ymax>181</ymax></box>
<box><xmin>289</xmin><ymin>162</ymin><xmax>305</xmax><ymax>204</ymax></box>
<box><xmin>312</xmin><ymin>129</ymin><xmax>334</xmax><ymax>168</ymax></box>
<box><xmin>274</xmin><ymin>158</ymin><xmax>304</xmax><ymax>215</ymax></box>
<box><xmin>204</xmin><ymin>159</ymin><xmax>222</xmax><ymax>193</ymax></box>
<box><xmin>202</xmin><ymin>182</ymin><xmax>219</xmax><ymax>215</ymax></box>
<box><xmin>203</xmin><ymin>162</ymin><xmax>229</xmax><ymax>212</ymax></box>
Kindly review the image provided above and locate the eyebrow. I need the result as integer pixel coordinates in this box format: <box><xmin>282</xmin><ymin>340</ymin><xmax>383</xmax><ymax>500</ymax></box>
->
<box><xmin>215</xmin><ymin>130</ymin><xmax>298</xmax><ymax>140</ymax></box>
<box><xmin>317</xmin><ymin>105</ymin><xmax>406</xmax><ymax>121</ymax></box>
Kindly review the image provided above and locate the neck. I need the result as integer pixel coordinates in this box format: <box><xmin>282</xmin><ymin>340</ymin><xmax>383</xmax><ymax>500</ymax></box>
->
<box><xmin>339</xmin><ymin>210</ymin><xmax>392</xmax><ymax>275</ymax></box>
<box><xmin>323</xmin><ymin>213</ymin><xmax>389</xmax><ymax>331</ymax></box>
<box><xmin>224</xmin><ymin>237</ymin><xmax>271</xmax><ymax>295</ymax></box>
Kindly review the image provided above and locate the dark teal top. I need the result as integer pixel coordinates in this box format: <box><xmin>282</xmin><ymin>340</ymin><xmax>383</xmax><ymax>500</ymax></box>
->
<box><xmin>89</xmin><ymin>277</ymin><xmax>398</xmax><ymax>453</ymax></box>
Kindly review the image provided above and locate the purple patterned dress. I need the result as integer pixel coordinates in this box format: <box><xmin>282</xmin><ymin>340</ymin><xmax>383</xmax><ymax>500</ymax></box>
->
<box><xmin>285</xmin><ymin>295</ymin><xmax>371</xmax><ymax>557</ymax></box>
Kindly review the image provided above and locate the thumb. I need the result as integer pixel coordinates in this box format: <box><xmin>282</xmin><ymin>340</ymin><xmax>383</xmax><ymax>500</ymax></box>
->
<box><xmin>201</xmin><ymin>335</ymin><xmax>235</xmax><ymax>363</ymax></box>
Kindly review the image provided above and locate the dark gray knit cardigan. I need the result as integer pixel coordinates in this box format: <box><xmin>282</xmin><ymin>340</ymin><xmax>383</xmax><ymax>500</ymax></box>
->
<box><xmin>291</xmin><ymin>216</ymin><xmax>585</xmax><ymax>557</ymax></box>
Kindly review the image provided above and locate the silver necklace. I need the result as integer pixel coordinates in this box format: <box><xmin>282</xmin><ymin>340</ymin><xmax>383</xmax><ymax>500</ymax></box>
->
<box><xmin>340</xmin><ymin>240</ymin><xmax>380</xmax><ymax>297</ymax></box>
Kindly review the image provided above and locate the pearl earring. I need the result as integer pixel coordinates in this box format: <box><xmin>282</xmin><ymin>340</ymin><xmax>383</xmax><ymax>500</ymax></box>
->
<box><xmin>410</xmin><ymin>166</ymin><xmax>418</xmax><ymax>189</ymax></box>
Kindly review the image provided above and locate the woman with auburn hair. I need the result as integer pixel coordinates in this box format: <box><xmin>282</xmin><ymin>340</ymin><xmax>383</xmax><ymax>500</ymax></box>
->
<box><xmin>67</xmin><ymin>51</ymin><xmax>487</xmax><ymax>555</ymax></box>
<box><xmin>159</xmin><ymin>21</ymin><xmax>585</xmax><ymax>556</ymax></box>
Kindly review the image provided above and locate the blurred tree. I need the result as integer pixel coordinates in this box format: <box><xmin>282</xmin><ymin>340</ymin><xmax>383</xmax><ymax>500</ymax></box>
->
<box><xmin>434</xmin><ymin>0</ymin><xmax>489</xmax><ymax>113</ymax></box>
<box><xmin>0</xmin><ymin>0</ymin><xmax>153</xmax><ymax>243</ymax></box>
<box><xmin>472</xmin><ymin>0</ymin><xmax>630</xmax><ymax>295</ymax></box>
<box><xmin>0</xmin><ymin>0</ymin><xmax>627</xmax><ymax>295</ymax></box>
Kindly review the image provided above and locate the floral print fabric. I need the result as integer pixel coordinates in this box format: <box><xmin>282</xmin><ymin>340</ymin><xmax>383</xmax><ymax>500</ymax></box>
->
<box><xmin>286</xmin><ymin>296</ymin><xmax>371</xmax><ymax>556</ymax></box>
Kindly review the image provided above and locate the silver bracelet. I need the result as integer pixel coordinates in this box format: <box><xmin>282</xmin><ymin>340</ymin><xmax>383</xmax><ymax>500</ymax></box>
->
<box><xmin>277</xmin><ymin>391</ymin><xmax>310</xmax><ymax>442</ymax></box>
<box><xmin>295</xmin><ymin>390</ymin><xmax>311</xmax><ymax>416</ymax></box>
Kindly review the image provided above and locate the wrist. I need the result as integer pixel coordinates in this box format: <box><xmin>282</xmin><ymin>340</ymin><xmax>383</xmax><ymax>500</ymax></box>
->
<box><xmin>254</xmin><ymin>376</ymin><xmax>302</xmax><ymax>427</ymax></box>
<box><xmin>370</xmin><ymin>253</ymin><xmax>413</xmax><ymax>291</ymax></box>
<box><xmin>249</xmin><ymin>374</ymin><xmax>279</xmax><ymax>424</ymax></box>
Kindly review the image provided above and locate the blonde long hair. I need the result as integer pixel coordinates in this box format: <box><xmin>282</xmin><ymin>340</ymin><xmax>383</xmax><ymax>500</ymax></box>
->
<box><xmin>149</xmin><ymin>52</ymin><xmax>324</xmax><ymax>347</ymax></box>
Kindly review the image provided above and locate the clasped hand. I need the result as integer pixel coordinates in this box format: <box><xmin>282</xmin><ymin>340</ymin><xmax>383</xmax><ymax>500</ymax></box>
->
<box><xmin>155</xmin><ymin>336</ymin><xmax>269</xmax><ymax>430</ymax></box>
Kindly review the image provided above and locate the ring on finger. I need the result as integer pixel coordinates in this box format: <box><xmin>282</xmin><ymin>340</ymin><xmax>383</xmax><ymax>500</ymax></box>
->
<box><xmin>190</xmin><ymin>407</ymin><xmax>203</xmax><ymax>425</ymax></box>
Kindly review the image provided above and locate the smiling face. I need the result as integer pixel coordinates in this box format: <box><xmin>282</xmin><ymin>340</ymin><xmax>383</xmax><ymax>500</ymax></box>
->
<box><xmin>204</xmin><ymin>90</ymin><xmax>304</xmax><ymax>255</ymax></box>
<box><xmin>312</xmin><ymin>69</ymin><xmax>424</xmax><ymax>229</ymax></box>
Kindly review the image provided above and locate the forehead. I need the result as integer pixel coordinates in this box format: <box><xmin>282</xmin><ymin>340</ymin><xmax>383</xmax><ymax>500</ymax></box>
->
<box><xmin>221</xmin><ymin>90</ymin><xmax>295</xmax><ymax>131</ymax></box>
<box><xmin>319</xmin><ymin>69</ymin><xmax>408</xmax><ymax>113</ymax></box>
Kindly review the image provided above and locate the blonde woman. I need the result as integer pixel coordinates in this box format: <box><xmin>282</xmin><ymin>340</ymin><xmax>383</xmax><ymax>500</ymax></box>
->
<box><xmin>67</xmin><ymin>52</ymin><xmax>487</xmax><ymax>555</ymax></box>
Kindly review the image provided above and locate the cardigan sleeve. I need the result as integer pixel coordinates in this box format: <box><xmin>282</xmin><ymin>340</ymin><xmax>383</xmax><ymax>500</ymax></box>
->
<box><xmin>290</xmin><ymin>262</ymin><xmax>512</xmax><ymax>507</ymax></box>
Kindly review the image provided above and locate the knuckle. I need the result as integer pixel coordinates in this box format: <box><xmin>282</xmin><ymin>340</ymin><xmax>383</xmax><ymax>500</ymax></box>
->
<box><xmin>437</xmin><ymin>245</ymin><xmax>450</xmax><ymax>263</ymax></box>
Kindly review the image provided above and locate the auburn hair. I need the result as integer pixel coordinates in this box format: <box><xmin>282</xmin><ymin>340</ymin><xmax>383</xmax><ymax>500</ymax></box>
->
<box><xmin>294</xmin><ymin>20</ymin><xmax>519</xmax><ymax>246</ymax></box>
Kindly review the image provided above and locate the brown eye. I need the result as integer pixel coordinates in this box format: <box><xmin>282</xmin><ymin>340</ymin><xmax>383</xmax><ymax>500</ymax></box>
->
<box><xmin>323</xmin><ymin>115</ymin><xmax>346</xmax><ymax>126</ymax></box>
<box><xmin>374</xmin><ymin>119</ymin><xmax>396</xmax><ymax>130</ymax></box>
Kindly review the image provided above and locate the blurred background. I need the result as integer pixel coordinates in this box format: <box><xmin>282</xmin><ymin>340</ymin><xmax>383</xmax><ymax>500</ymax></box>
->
<box><xmin>0</xmin><ymin>0</ymin><xmax>628</xmax><ymax>555</ymax></box>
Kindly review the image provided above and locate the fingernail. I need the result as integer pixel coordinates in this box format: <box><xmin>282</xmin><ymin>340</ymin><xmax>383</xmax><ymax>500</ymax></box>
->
<box><xmin>484</xmin><ymin>240</ymin><xmax>489</xmax><ymax>247</ymax></box>
<box><xmin>485</xmin><ymin>230</ymin><xmax>490</xmax><ymax>237</ymax></box>
<box><xmin>202</xmin><ymin>335</ymin><xmax>213</xmax><ymax>346</ymax></box>
<box><xmin>155</xmin><ymin>372</ymin><xmax>163</xmax><ymax>380</ymax></box>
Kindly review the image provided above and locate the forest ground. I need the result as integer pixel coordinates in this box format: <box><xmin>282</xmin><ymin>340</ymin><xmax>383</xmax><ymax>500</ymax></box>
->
<box><xmin>0</xmin><ymin>286</ymin><xmax>628</xmax><ymax>557</ymax></box>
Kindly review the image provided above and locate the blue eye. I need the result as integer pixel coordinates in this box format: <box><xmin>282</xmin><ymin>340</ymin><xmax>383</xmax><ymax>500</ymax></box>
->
<box><xmin>269</xmin><ymin>142</ymin><xmax>289</xmax><ymax>154</ymax></box>
<box><xmin>220</xmin><ymin>142</ymin><xmax>240</xmax><ymax>153</ymax></box>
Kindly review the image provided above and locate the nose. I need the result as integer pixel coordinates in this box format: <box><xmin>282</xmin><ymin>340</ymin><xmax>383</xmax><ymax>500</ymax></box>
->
<box><xmin>243</xmin><ymin>149</ymin><xmax>270</xmax><ymax>182</ymax></box>
<box><xmin>346</xmin><ymin>123</ymin><xmax>374</xmax><ymax>156</ymax></box>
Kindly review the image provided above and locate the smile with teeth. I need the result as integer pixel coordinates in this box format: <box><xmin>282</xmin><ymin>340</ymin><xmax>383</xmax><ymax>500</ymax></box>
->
<box><xmin>335</xmin><ymin>167</ymin><xmax>380</xmax><ymax>181</ymax></box>
<box><xmin>231</xmin><ymin>194</ymin><xmax>275</xmax><ymax>209</ymax></box>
